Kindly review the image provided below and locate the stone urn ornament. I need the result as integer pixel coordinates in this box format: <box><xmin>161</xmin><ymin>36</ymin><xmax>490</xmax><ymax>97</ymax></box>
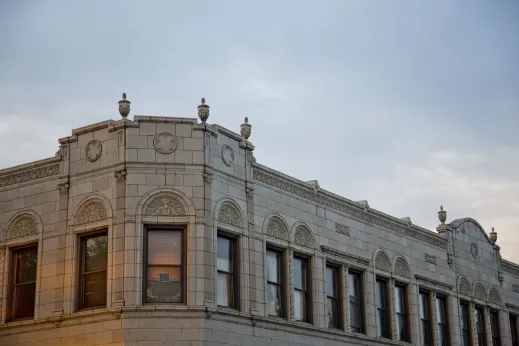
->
<box><xmin>489</xmin><ymin>227</ymin><xmax>497</xmax><ymax>244</ymax></box>
<box><xmin>240</xmin><ymin>117</ymin><xmax>251</xmax><ymax>140</ymax></box>
<box><xmin>198</xmin><ymin>98</ymin><xmax>209</xmax><ymax>123</ymax></box>
<box><xmin>438</xmin><ymin>205</ymin><xmax>447</xmax><ymax>224</ymax></box>
<box><xmin>118</xmin><ymin>93</ymin><xmax>131</xmax><ymax>119</ymax></box>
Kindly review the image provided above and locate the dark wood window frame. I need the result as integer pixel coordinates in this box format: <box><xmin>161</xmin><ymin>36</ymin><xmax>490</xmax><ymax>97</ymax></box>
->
<box><xmin>419</xmin><ymin>290</ymin><xmax>433</xmax><ymax>346</ymax></box>
<box><xmin>395</xmin><ymin>282</ymin><xmax>409</xmax><ymax>342</ymax></box>
<box><xmin>143</xmin><ymin>225</ymin><xmax>186</xmax><ymax>304</ymax></box>
<box><xmin>216</xmin><ymin>231</ymin><xmax>239</xmax><ymax>310</ymax></box>
<box><xmin>7</xmin><ymin>243</ymin><xmax>38</xmax><ymax>321</ymax></box>
<box><xmin>293</xmin><ymin>253</ymin><xmax>312</xmax><ymax>323</ymax></box>
<box><xmin>348</xmin><ymin>270</ymin><xmax>364</xmax><ymax>333</ymax></box>
<box><xmin>266</xmin><ymin>245</ymin><xmax>286</xmax><ymax>318</ymax></box>
<box><xmin>376</xmin><ymin>277</ymin><xmax>390</xmax><ymax>338</ymax></box>
<box><xmin>475</xmin><ymin>305</ymin><xmax>487</xmax><ymax>346</ymax></box>
<box><xmin>460</xmin><ymin>301</ymin><xmax>471</xmax><ymax>346</ymax></box>
<box><xmin>490</xmin><ymin>310</ymin><xmax>500</xmax><ymax>346</ymax></box>
<box><xmin>77</xmin><ymin>230</ymin><xmax>109</xmax><ymax>310</ymax></box>
<box><xmin>510</xmin><ymin>314</ymin><xmax>519</xmax><ymax>346</ymax></box>
<box><xmin>326</xmin><ymin>263</ymin><xmax>342</xmax><ymax>329</ymax></box>
<box><xmin>436</xmin><ymin>294</ymin><xmax>449</xmax><ymax>346</ymax></box>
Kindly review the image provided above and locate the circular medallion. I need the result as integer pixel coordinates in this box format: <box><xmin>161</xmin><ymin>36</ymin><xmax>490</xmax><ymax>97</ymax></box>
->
<box><xmin>471</xmin><ymin>242</ymin><xmax>478</xmax><ymax>258</ymax></box>
<box><xmin>222</xmin><ymin>145</ymin><xmax>235</xmax><ymax>166</ymax></box>
<box><xmin>85</xmin><ymin>139</ymin><xmax>102</xmax><ymax>162</ymax></box>
<box><xmin>153</xmin><ymin>132</ymin><xmax>178</xmax><ymax>154</ymax></box>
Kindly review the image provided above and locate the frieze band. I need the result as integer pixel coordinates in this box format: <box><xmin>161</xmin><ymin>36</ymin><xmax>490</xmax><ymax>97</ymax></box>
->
<box><xmin>253</xmin><ymin>167</ymin><xmax>447</xmax><ymax>250</ymax></box>
<box><xmin>0</xmin><ymin>163</ymin><xmax>60</xmax><ymax>188</ymax></box>
<box><xmin>502</xmin><ymin>261</ymin><xmax>519</xmax><ymax>277</ymax></box>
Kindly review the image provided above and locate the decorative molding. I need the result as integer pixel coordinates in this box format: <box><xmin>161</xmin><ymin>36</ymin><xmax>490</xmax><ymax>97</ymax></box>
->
<box><xmin>114</xmin><ymin>169</ymin><xmax>127</xmax><ymax>181</ymax></box>
<box><xmin>414</xmin><ymin>274</ymin><xmax>454</xmax><ymax>291</ymax></box>
<box><xmin>245</xmin><ymin>183</ymin><xmax>254</xmax><ymax>198</ymax></box>
<box><xmin>425</xmin><ymin>254</ymin><xmax>436</xmax><ymax>265</ymax></box>
<box><xmin>447</xmin><ymin>253</ymin><xmax>454</xmax><ymax>269</ymax></box>
<box><xmin>222</xmin><ymin>145</ymin><xmax>235</xmax><ymax>166</ymax></box>
<box><xmin>0</xmin><ymin>163</ymin><xmax>60</xmax><ymax>188</ymax></box>
<box><xmin>293</xmin><ymin>226</ymin><xmax>314</xmax><ymax>248</ymax></box>
<box><xmin>458</xmin><ymin>277</ymin><xmax>472</xmax><ymax>296</ymax></box>
<box><xmin>252</xmin><ymin>168</ymin><xmax>447</xmax><ymax>250</ymax></box>
<box><xmin>512</xmin><ymin>284</ymin><xmax>519</xmax><ymax>293</ymax></box>
<box><xmin>335</xmin><ymin>223</ymin><xmax>350</xmax><ymax>236</ymax></box>
<box><xmin>375</xmin><ymin>251</ymin><xmax>391</xmax><ymax>272</ymax></box>
<box><xmin>203</xmin><ymin>171</ymin><xmax>213</xmax><ymax>184</ymax></box>
<box><xmin>85</xmin><ymin>139</ymin><xmax>102</xmax><ymax>162</ymax></box>
<box><xmin>146</xmin><ymin>197</ymin><xmax>186</xmax><ymax>216</ymax></box>
<box><xmin>76</xmin><ymin>201</ymin><xmax>107</xmax><ymax>224</ymax></box>
<box><xmin>488</xmin><ymin>287</ymin><xmax>501</xmax><ymax>305</ymax></box>
<box><xmin>265</xmin><ymin>216</ymin><xmax>288</xmax><ymax>240</ymax></box>
<box><xmin>502</xmin><ymin>261</ymin><xmax>519</xmax><ymax>277</ymax></box>
<box><xmin>153</xmin><ymin>132</ymin><xmax>178</xmax><ymax>154</ymax></box>
<box><xmin>218</xmin><ymin>202</ymin><xmax>244</xmax><ymax>228</ymax></box>
<box><xmin>471</xmin><ymin>243</ymin><xmax>478</xmax><ymax>258</ymax></box>
<box><xmin>57</xmin><ymin>181</ymin><xmax>70</xmax><ymax>193</ymax></box>
<box><xmin>473</xmin><ymin>283</ymin><xmax>486</xmax><ymax>301</ymax></box>
<box><xmin>320</xmin><ymin>245</ymin><xmax>371</xmax><ymax>265</ymax></box>
<box><xmin>394</xmin><ymin>257</ymin><xmax>411</xmax><ymax>278</ymax></box>
<box><xmin>8</xmin><ymin>216</ymin><xmax>38</xmax><ymax>239</ymax></box>
<box><xmin>498</xmin><ymin>271</ymin><xmax>504</xmax><ymax>286</ymax></box>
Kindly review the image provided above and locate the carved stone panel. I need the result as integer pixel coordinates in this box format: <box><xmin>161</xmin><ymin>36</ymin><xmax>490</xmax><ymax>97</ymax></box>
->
<box><xmin>458</xmin><ymin>277</ymin><xmax>472</xmax><ymax>296</ymax></box>
<box><xmin>222</xmin><ymin>145</ymin><xmax>235</xmax><ymax>166</ymax></box>
<box><xmin>218</xmin><ymin>202</ymin><xmax>243</xmax><ymax>228</ymax></box>
<box><xmin>394</xmin><ymin>257</ymin><xmax>411</xmax><ymax>278</ymax></box>
<box><xmin>425</xmin><ymin>253</ymin><xmax>436</xmax><ymax>265</ymax></box>
<box><xmin>76</xmin><ymin>201</ymin><xmax>108</xmax><ymax>224</ymax></box>
<box><xmin>153</xmin><ymin>132</ymin><xmax>178</xmax><ymax>154</ymax></box>
<box><xmin>8</xmin><ymin>216</ymin><xmax>38</xmax><ymax>239</ymax></box>
<box><xmin>471</xmin><ymin>243</ymin><xmax>478</xmax><ymax>258</ymax></box>
<box><xmin>293</xmin><ymin>226</ymin><xmax>314</xmax><ymax>248</ymax></box>
<box><xmin>513</xmin><ymin>284</ymin><xmax>519</xmax><ymax>293</ymax></box>
<box><xmin>146</xmin><ymin>197</ymin><xmax>186</xmax><ymax>216</ymax></box>
<box><xmin>488</xmin><ymin>287</ymin><xmax>501</xmax><ymax>305</ymax></box>
<box><xmin>0</xmin><ymin>164</ymin><xmax>60</xmax><ymax>188</ymax></box>
<box><xmin>375</xmin><ymin>251</ymin><xmax>391</xmax><ymax>272</ymax></box>
<box><xmin>474</xmin><ymin>283</ymin><xmax>486</xmax><ymax>301</ymax></box>
<box><xmin>266</xmin><ymin>217</ymin><xmax>288</xmax><ymax>240</ymax></box>
<box><xmin>85</xmin><ymin>139</ymin><xmax>103</xmax><ymax>162</ymax></box>
<box><xmin>335</xmin><ymin>223</ymin><xmax>350</xmax><ymax>236</ymax></box>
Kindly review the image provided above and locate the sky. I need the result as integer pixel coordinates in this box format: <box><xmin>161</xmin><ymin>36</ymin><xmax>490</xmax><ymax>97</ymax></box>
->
<box><xmin>1</xmin><ymin>1</ymin><xmax>518</xmax><ymax>261</ymax></box>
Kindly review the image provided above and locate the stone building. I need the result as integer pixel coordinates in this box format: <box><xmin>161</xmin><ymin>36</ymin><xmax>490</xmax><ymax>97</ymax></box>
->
<box><xmin>0</xmin><ymin>94</ymin><xmax>518</xmax><ymax>346</ymax></box>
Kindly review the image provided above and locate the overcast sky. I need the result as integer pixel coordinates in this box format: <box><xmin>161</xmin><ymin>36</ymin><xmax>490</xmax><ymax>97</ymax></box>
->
<box><xmin>1</xmin><ymin>1</ymin><xmax>518</xmax><ymax>261</ymax></box>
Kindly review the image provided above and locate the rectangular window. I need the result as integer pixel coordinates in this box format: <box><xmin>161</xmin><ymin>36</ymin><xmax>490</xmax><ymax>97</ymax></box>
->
<box><xmin>460</xmin><ymin>302</ymin><xmax>471</xmax><ymax>346</ymax></box>
<box><xmin>145</xmin><ymin>229</ymin><xmax>183</xmax><ymax>303</ymax></box>
<box><xmin>217</xmin><ymin>234</ymin><xmax>238</xmax><ymax>309</ymax></box>
<box><xmin>78</xmin><ymin>233</ymin><xmax>108</xmax><ymax>310</ymax></box>
<box><xmin>267</xmin><ymin>248</ymin><xmax>284</xmax><ymax>317</ymax></box>
<box><xmin>475</xmin><ymin>306</ymin><xmax>487</xmax><ymax>346</ymax></box>
<box><xmin>376</xmin><ymin>279</ymin><xmax>390</xmax><ymax>338</ymax></box>
<box><xmin>326</xmin><ymin>265</ymin><xmax>341</xmax><ymax>329</ymax></box>
<box><xmin>490</xmin><ymin>310</ymin><xmax>500</xmax><ymax>346</ymax></box>
<box><xmin>395</xmin><ymin>284</ymin><xmax>408</xmax><ymax>342</ymax></box>
<box><xmin>436</xmin><ymin>296</ymin><xmax>448</xmax><ymax>346</ymax></box>
<box><xmin>8</xmin><ymin>245</ymin><xmax>38</xmax><ymax>320</ymax></box>
<box><xmin>294</xmin><ymin>256</ymin><xmax>311</xmax><ymax>322</ymax></box>
<box><xmin>510</xmin><ymin>314</ymin><xmax>518</xmax><ymax>346</ymax></box>
<box><xmin>348</xmin><ymin>271</ymin><xmax>363</xmax><ymax>333</ymax></box>
<box><xmin>420</xmin><ymin>292</ymin><xmax>432</xmax><ymax>346</ymax></box>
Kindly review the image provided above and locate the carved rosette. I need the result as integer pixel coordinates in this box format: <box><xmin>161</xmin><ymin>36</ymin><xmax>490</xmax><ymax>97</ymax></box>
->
<box><xmin>146</xmin><ymin>197</ymin><xmax>186</xmax><ymax>216</ymax></box>
<box><xmin>76</xmin><ymin>202</ymin><xmax>107</xmax><ymax>224</ymax></box>
<box><xmin>114</xmin><ymin>169</ymin><xmax>127</xmax><ymax>181</ymax></box>
<box><xmin>458</xmin><ymin>277</ymin><xmax>472</xmax><ymax>296</ymax></box>
<box><xmin>488</xmin><ymin>287</ymin><xmax>501</xmax><ymax>305</ymax></box>
<box><xmin>266</xmin><ymin>217</ymin><xmax>288</xmax><ymax>240</ymax></box>
<box><xmin>473</xmin><ymin>283</ymin><xmax>486</xmax><ymax>301</ymax></box>
<box><xmin>375</xmin><ymin>251</ymin><xmax>391</xmax><ymax>272</ymax></box>
<box><xmin>394</xmin><ymin>257</ymin><xmax>411</xmax><ymax>278</ymax></box>
<box><xmin>293</xmin><ymin>226</ymin><xmax>314</xmax><ymax>248</ymax></box>
<box><xmin>218</xmin><ymin>202</ymin><xmax>243</xmax><ymax>228</ymax></box>
<box><xmin>8</xmin><ymin>216</ymin><xmax>38</xmax><ymax>239</ymax></box>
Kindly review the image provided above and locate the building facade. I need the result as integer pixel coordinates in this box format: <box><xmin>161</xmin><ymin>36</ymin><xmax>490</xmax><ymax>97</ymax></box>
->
<box><xmin>0</xmin><ymin>95</ymin><xmax>518</xmax><ymax>346</ymax></box>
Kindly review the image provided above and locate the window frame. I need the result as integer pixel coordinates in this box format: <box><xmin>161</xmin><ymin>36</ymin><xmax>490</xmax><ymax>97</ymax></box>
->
<box><xmin>419</xmin><ymin>290</ymin><xmax>433</xmax><ymax>346</ymax></box>
<box><xmin>326</xmin><ymin>263</ymin><xmax>342</xmax><ymax>329</ymax></box>
<box><xmin>376</xmin><ymin>277</ymin><xmax>390</xmax><ymax>338</ymax></box>
<box><xmin>142</xmin><ymin>225</ymin><xmax>186</xmax><ymax>304</ymax></box>
<box><xmin>489</xmin><ymin>309</ymin><xmax>500</xmax><ymax>346</ymax></box>
<box><xmin>348</xmin><ymin>270</ymin><xmax>364</xmax><ymax>333</ymax></box>
<box><xmin>475</xmin><ymin>305</ymin><xmax>487</xmax><ymax>346</ymax></box>
<box><xmin>7</xmin><ymin>243</ymin><xmax>39</xmax><ymax>321</ymax></box>
<box><xmin>266</xmin><ymin>245</ymin><xmax>286</xmax><ymax>318</ymax></box>
<box><xmin>216</xmin><ymin>232</ymin><xmax>239</xmax><ymax>310</ymax></box>
<box><xmin>460</xmin><ymin>301</ymin><xmax>471</xmax><ymax>346</ymax></box>
<box><xmin>77</xmin><ymin>230</ymin><xmax>109</xmax><ymax>311</ymax></box>
<box><xmin>395</xmin><ymin>282</ymin><xmax>409</xmax><ymax>342</ymax></box>
<box><xmin>293</xmin><ymin>254</ymin><xmax>311</xmax><ymax>323</ymax></box>
<box><xmin>436</xmin><ymin>294</ymin><xmax>449</xmax><ymax>346</ymax></box>
<box><xmin>510</xmin><ymin>314</ymin><xmax>519</xmax><ymax>346</ymax></box>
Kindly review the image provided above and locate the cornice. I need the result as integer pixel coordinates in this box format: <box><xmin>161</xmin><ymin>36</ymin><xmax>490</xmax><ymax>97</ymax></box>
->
<box><xmin>502</xmin><ymin>260</ymin><xmax>519</xmax><ymax>277</ymax></box>
<box><xmin>320</xmin><ymin>245</ymin><xmax>371</xmax><ymax>265</ymax></box>
<box><xmin>252</xmin><ymin>165</ymin><xmax>448</xmax><ymax>250</ymax></box>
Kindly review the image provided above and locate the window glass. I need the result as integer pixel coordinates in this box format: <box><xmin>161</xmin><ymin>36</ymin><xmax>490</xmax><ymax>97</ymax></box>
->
<box><xmin>148</xmin><ymin>231</ymin><xmax>182</xmax><ymax>265</ymax></box>
<box><xmin>267</xmin><ymin>251</ymin><xmax>280</xmax><ymax>283</ymax></box>
<box><xmin>80</xmin><ymin>233</ymin><xmax>108</xmax><ymax>309</ymax></box>
<box><xmin>11</xmin><ymin>246</ymin><xmax>38</xmax><ymax>319</ymax></box>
